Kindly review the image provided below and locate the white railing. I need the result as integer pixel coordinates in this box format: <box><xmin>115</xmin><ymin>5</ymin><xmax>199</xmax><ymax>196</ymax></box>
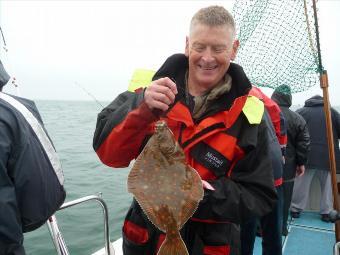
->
<box><xmin>47</xmin><ymin>194</ymin><xmax>114</xmax><ymax>255</ymax></box>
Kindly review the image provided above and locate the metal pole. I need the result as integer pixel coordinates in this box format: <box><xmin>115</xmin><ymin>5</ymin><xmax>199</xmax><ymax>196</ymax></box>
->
<box><xmin>320</xmin><ymin>71</ymin><xmax>340</xmax><ymax>240</ymax></box>
<box><xmin>47</xmin><ymin>216</ymin><xmax>70</xmax><ymax>255</ymax></box>
<box><xmin>59</xmin><ymin>195</ymin><xmax>113</xmax><ymax>255</ymax></box>
<box><xmin>312</xmin><ymin>0</ymin><xmax>340</xmax><ymax>241</ymax></box>
<box><xmin>334</xmin><ymin>241</ymin><xmax>340</xmax><ymax>255</ymax></box>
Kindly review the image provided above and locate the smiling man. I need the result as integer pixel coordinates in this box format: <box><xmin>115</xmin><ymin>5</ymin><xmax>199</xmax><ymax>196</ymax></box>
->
<box><xmin>185</xmin><ymin>13</ymin><xmax>238</xmax><ymax>97</ymax></box>
<box><xmin>93</xmin><ymin>6</ymin><xmax>277</xmax><ymax>255</ymax></box>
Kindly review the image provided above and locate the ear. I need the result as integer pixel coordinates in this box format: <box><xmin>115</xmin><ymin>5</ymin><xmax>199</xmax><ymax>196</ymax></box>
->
<box><xmin>185</xmin><ymin>36</ymin><xmax>189</xmax><ymax>57</ymax></box>
<box><xmin>230</xmin><ymin>39</ymin><xmax>240</xmax><ymax>61</ymax></box>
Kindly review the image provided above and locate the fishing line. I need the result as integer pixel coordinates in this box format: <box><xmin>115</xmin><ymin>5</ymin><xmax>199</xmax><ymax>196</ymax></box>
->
<box><xmin>74</xmin><ymin>81</ymin><xmax>104</xmax><ymax>108</ymax></box>
<box><xmin>0</xmin><ymin>26</ymin><xmax>8</xmax><ymax>52</ymax></box>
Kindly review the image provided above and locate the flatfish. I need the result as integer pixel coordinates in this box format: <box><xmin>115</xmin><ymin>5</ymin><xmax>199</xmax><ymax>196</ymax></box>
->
<box><xmin>127</xmin><ymin>120</ymin><xmax>204</xmax><ymax>255</ymax></box>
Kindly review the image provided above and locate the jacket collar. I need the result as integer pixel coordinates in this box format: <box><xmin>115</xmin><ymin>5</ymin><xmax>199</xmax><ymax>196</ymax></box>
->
<box><xmin>304</xmin><ymin>95</ymin><xmax>324</xmax><ymax>107</ymax></box>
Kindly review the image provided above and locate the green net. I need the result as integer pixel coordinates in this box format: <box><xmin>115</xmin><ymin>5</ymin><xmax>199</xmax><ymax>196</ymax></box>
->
<box><xmin>232</xmin><ymin>0</ymin><xmax>322</xmax><ymax>93</ymax></box>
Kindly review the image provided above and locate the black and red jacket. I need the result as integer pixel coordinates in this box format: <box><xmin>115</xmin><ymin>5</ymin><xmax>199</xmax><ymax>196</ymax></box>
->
<box><xmin>93</xmin><ymin>54</ymin><xmax>277</xmax><ymax>255</ymax></box>
<box><xmin>250</xmin><ymin>87</ymin><xmax>287</xmax><ymax>187</ymax></box>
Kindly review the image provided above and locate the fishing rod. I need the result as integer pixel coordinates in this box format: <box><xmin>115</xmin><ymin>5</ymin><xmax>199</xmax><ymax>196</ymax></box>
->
<box><xmin>0</xmin><ymin>26</ymin><xmax>8</xmax><ymax>52</ymax></box>
<box><xmin>311</xmin><ymin>0</ymin><xmax>340</xmax><ymax>241</ymax></box>
<box><xmin>74</xmin><ymin>81</ymin><xmax>104</xmax><ymax>108</ymax></box>
<box><xmin>0</xmin><ymin>25</ymin><xmax>20</xmax><ymax>96</ymax></box>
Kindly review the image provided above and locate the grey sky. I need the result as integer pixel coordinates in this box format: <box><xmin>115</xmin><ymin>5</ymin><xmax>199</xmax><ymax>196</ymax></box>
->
<box><xmin>0</xmin><ymin>1</ymin><xmax>339</xmax><ymax>105</ymax></box>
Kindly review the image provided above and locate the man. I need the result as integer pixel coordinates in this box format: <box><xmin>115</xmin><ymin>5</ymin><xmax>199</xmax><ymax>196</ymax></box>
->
<box><xmin>291</xmin><ymin>95</ymin><xmax>340</xmax><ymax>222</ymax></box>
<box><xmin>271</xmin><ymin>85</ymin><xmax>310</xmax><ymax>235</ymax></box>
<box><xmin>93</xmin><ymin>6</ymin><xmax>277</xmax><ymax>255</ymax></box>
<box><xmin>0</xmin><ymin>60</ymin><xmax>66</xmax><ymax>254</ymax></box>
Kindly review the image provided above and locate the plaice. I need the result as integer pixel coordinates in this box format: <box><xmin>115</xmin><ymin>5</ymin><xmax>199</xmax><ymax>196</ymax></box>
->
<box><xmin>128</xmin><ymin>120</ymin><xmax>204</xmax><ymax>255</ymax></box>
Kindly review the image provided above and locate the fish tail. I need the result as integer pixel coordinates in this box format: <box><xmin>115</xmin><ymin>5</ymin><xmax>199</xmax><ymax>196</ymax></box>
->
<box><xmin>157</xmin><ymin>231</ymin><xmax>188</xmax><ymax>255</ymax></box>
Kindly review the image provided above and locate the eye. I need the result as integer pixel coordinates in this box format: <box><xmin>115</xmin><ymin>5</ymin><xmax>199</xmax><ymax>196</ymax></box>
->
<box><xmin>192</xmin><ymin>44</ymin><xmax>206</xmax><ymax>53</ymax></box>
<box><xmin>213</xmin><ymin>46</ymin><xmax>227</xmax><ymax>53</ymax></box>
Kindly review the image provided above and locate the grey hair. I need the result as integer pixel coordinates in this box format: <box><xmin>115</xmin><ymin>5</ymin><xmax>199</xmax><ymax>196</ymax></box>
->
<box><xmin>190</xmin><ymin>6</ymin><xmax>236</xmax><ymax>36</ymax></box>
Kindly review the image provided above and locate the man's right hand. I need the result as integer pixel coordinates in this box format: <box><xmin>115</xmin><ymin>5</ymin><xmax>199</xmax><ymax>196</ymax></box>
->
<box><xmin>144</xmin><ymin>77</ymin><xmax>178</xmax><ymax>112</ymax></box>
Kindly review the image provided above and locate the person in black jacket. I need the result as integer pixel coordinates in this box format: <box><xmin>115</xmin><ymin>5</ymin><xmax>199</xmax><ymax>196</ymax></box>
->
<box><xmin>291</xmin><ymin>95</ymin><xmax>340</xmax><ymax>222</ymax></box>
<box><xmin>271</xmin><ymin>85</ymin><xmax>310</xmax><ymax>235</ymax></box>
<box><xmin>0</xmin><ymin>60</ymin><xmax>66</xmax><ymax>255</ymax></box>
<box><xmin>240</xmin><ymin>108</ymin><xmax>285</xmax><ymax>255</ymax></box>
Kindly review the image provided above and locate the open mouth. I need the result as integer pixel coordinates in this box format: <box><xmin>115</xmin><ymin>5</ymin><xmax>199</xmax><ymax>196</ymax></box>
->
<box><xmin>198</xmin><ymin>65</ymin><xmax>218</xmax><ymax>71</ymax></box>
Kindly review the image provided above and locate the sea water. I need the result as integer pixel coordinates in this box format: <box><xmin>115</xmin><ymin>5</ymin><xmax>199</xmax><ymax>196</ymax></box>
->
<box><xmin>24</xmin><ymin>100</ymin><xmax>132</xmax><ymax>255</ymax></box>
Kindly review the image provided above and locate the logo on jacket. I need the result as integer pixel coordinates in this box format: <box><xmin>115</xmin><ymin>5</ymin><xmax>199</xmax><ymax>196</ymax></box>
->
<box><xmin>204</xmin><ymin>152</ymin><xmax>224</xmax><ymax>168</ymax></box>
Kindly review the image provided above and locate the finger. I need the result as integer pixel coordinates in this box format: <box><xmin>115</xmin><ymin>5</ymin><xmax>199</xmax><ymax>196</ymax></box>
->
<box><xmin>152</xmin><ymin>92</ymin><xmax>172</xmax><ymax>105</ymax></box>
<box><xmin>202</xmin><ymin>180</ymin><xmax>215</xmax><ymax>191</ymax></box>
<box><xmin>150</xmin><ymin>100</ymin><xmax>169</xmax><ymax>112</ymax></box>
<box><xmin>154</xmin><ymin>85</ymin><xmax>176</xmax><ymax>103</ymax></box>
<box><xmin>158</xmin><ymin>77</ymin><xmax>178</xmax><ymax>95</ymax></box>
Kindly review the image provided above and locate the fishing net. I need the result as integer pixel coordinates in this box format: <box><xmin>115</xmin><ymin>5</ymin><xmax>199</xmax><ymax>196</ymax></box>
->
<box><xmin>232</xmin><ymin>0</ymin><xmax>321</xmax><ymax>93</ymax></box>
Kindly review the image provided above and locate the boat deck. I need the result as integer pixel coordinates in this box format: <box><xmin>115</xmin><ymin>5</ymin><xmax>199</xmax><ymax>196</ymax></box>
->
<box><xmin>254</xmin><ymin>211</ymin><xmax>335</xmax><ymax>255</ymax></box>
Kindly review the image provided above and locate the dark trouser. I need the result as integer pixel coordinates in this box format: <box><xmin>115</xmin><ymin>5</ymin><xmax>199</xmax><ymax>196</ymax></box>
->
<box><xmin>240</xmin><ymin>185</ymin><xmax>283</xmax><ymax>255</ymax></box>
<box><xmin>182</xmin><ymin>221</ymin><xmax>240</xmax><ymax>255</ymax></box>
<box><xmin>282</xmin><ymin>180</ymin><xmax>294</xmax><ymax>230</ymax></box>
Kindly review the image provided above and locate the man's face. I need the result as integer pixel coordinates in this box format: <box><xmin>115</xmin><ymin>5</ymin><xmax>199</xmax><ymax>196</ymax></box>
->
<box><xmin>185</xmin><ymin>23</ymin><xmax>239</xmax><ymax>94</ymax></box>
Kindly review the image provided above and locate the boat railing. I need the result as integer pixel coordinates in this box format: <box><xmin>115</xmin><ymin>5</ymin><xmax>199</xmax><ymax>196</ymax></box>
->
<box><xmin>334</xmin><ymin>242</ymin><xmax>340</xmax><ymax>255</ymax></box>
<box><xmin>47</xmin><ymin>194</ymin><xmax>114</xmax><ymax>255</ymax></box>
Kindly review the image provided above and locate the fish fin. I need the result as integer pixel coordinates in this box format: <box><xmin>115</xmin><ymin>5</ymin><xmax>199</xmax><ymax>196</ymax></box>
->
<box><xmin>157</xmin><ymin>231</ymin><xmax>188</xmax><ymax>255</ymax></box>
<box><xmin>176</xmin><ymin>166</ymin><xmax>204</xmax><ymax>229</ymax></box>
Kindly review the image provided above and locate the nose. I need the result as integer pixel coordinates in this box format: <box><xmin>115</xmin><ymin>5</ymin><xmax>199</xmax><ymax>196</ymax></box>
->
<box><xmin>201</xmin><ymin>48</ymin><xmax>214</xmax><ymax>62</ymax></box>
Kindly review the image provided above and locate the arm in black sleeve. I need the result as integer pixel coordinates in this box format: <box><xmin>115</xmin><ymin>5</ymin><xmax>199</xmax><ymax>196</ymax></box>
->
<box><xmin>0</xmin><ymin>120</ymin><xmax>26</xmax><ymax>255</ymax></box>
<box><xmin>192</xmin><ymin>116</ymin><xmax>277</xmax><ymax>224</ymax></box>
<box><xmin>93</xmin><ymin>90</ymin><xmax>159</xmax><ymax>167</ymax></box>
<box><xmin>93</xmin><ymin>90</ymin><xmax>145</xmax><ymax>151</ymax></box>
<box><xmin>295</xmin><ymin>113</ymin><xmax>310</xmax><ymax>166</ymax></box>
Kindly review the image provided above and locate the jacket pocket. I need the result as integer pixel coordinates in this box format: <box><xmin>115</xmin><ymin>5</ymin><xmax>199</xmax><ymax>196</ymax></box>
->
<box><xmin>122</xmin><ymin>231</ymin><xmax>149</xmax><ymax>255</ymax></box>
<box><xmin>123</xmin><ymin>220</ymin><xmax>149</xmax><ymax>245</ymax></box>
<box><xmin>203</xmin><ymin>245</ymin><xmax>231</xmax><ymax>255</ymax></box>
